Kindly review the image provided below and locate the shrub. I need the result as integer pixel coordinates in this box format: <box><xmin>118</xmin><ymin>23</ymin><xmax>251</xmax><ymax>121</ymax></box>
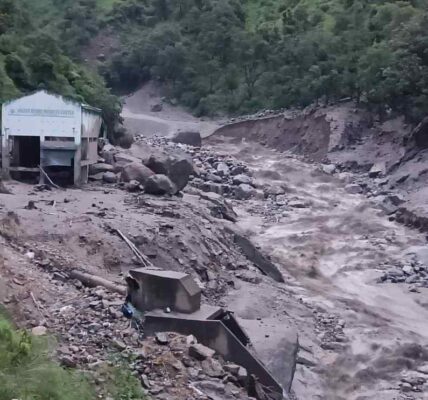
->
<box><xmin>0</xmin><ymin>312</ymin><xmax>94</xmax><ymax>400</ymax></box>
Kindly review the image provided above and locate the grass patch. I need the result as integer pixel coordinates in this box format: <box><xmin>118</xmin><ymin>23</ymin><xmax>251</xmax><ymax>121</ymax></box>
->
<box><xmin>0</xmin><ymin>310</ymin><xmax>94</xmax><ymax>400</ymax></box>
<box><xmin>99</xmin><ymin>362</ymin><xmax>147</xmax><ymax>400</ymax></box>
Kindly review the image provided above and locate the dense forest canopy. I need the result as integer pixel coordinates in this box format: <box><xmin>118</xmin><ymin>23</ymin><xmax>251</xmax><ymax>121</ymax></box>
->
<box><xmin>1</xmin><ymin>0</ymin><xmax>428</xmax><ymax>125</ymax></box>
<box><xmin>0</xmin><ymin>0</ymin><xmax>121</xmax><ymax>134</ymax></box>
<box><xmin>104</xmin><ymin>0</ymin><xmax>428</xmax><ymax>120</ymax></box>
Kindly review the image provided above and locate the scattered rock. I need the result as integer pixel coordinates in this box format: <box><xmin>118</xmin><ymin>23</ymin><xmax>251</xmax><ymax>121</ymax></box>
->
<box><xmin>197</xmin><ymin>380</ymin><xmax>225</xmax><ymax>393</ymax></box>
<box><xmin>217</xmin><ymin>162</ymin><xmax>230</xmax><ymax>176</ymax></box>
<box><xmin>155</xmin><ymin>332</ymin><xmax>169</xmax><ymax>345</ymax></box>
<box><xmin>235</xmin><ymin>184</ymin><xmax>255</xmax><ymax>200</ymax></box>
<box><xmin>31</xmin><ymin>326</ymin><xmax>47</xmax><ymax>336</ymax></box>
<box><xmin>25</xmin><ymin>201</ymin><xmax>37</xmax><ymax>210</ymax></box>
<box><xmin>103</xmin><ymin>172</ymin><xmax>118</xmax><ymax>184</ymax></box>
<box><xmin>296</xmin><ymin>354</ymin><xmax>317</xmax><ymax>367</ymax></box>
<box><xmin>189</xmin><ymin>343</ymin><xmax>216</xmax><ymax>360</ymax></box>
<box><xmin>200</xmin><ymin>191</ymin><xmax>237</xmax><ymax>222</ymax></box>
<box><xmin>233</xmin><ymin>174</ymin><xmax>253</xmax><ymax>186</ymax></box>
<box><xmin>125</xmin><ymin>180</ymin><xmax>141</xmax><ymax>192</ymax></box>
<box><xmin>237</xmin><ymin>367</ymin><xmax>248</xmax><ymax>385</ymax></box>
<box><xmin>402</xmin><ymin>265</ymin><xmax>414</xmax><ymax>275</ymax></box>
<box><xmin>168</xmin><ymin>157</ymin><xmax>193</xmax><ymax>192</ymax></box>
<box><xmin>60</xmin><ymin>355</ymin><xmax>77</xmax><ymax>368</ymax></box>
<box><xmin>224</xmin><ymin>363</ymin><xmax>241</xmax><ymax>375</ymax></box>
<box><xmin>146</xmin><ymin>154</ymin><xmax>193</xmax><ymax>192</ymax></box>
<box><xmin>368</xmin><ymin>162</ymin><xmax>386</xmax><ymax>178</ymax></box>
<box><xmin>89</xmin><ymin>163</ymin><xmax>114</xmax><ymax>175</ymax></box>
<box><xmin>345</xmin><ymin>184</ymin><xmax>363</xmax><ymax>194</ymax></box>
<box><xmin>101</xmin><ymin>147</ymin><xmax>115</xmax><ymax>165</ymax></box>
<box><xmin>112</xmin><ymin>339</ymin><xmax>127</xmax><ymax>351</ymax></box>
<box><xmin>151</xmin><ymin>103</ymin><xmax>163</xmax><ymax>112</ymax></box>
<box><xmin>236</xmin><ymin>271</ymin><xmax>262</xmax><ymax>284</ymax></box>
<box><xmin>121</xmin><ymin>162</ymin><xmax>155</xmax><ymax>184</ymax></box>
<box><xmin>140</xmin><ymin>374</ymin><xmax>151</xmax><ymax>388</ymax></box>
<box><xmin>89</xmin><ymin>172</ymin><xmax>104</xmax><ymax>181</ymax></box>
<box><xmin>321</xmin><ymin>164</ymin><xmax>336</xmax><ymax>174</ymax></box>
<box><xmin>144</xmin><ymin>174</ymin><xmax>176</xmax><ymax>195</ymax></box>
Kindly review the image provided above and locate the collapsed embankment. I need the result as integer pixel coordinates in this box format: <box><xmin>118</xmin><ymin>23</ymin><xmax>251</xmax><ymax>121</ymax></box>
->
<box><xmin>210</xmin><ymin>103</ymin><xmax>428</xmax><ymax>234</ymax></box>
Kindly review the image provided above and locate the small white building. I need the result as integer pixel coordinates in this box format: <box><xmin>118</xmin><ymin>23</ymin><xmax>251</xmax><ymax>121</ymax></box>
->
<box><xmin>1</xmin><ymin>90</ymin><xmax>103</xmax><ymax>185</ymax></box>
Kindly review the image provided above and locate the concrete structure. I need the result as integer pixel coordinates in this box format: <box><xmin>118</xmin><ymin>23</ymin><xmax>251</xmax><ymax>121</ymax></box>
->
<box><xmin>127</xmin><ymin>269</ymin><xmax>201</xmax><ymax>314</ymax></box>
<box><xmin>127</xmin><ymin>268</ymin><xmax>287</xmax><ymax>399</ymax></box>
<box><xmin>1</xmin><ymin>91</ymin><xmax>103</xmax><ymax>185</ymax></box>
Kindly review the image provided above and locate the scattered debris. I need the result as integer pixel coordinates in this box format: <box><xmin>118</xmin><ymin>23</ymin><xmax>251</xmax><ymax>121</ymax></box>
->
<box><xmin>115</xmin><ymin>229</ymin><xmax>153</xmax><ymax>268</ymax></box>
<box><xmin>38</xmin><ymin>165</ymin><xmax>61</xmax><ymax>189</ymax></box>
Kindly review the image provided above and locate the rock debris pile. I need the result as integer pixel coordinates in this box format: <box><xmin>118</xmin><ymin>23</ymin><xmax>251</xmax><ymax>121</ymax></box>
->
<box><xmin>93</xmin><ymin>134</ymin><xmax>262</xmax><ymax>201</ymax></box>
<box><xmin>378</xmin><ymin>259</ymin><xmax>428</xmax><ymax>291</ymax></box>
<box><xmin>49</xmin><ymin>285</ymin><xmax>262</xmax><ymax>400</ymax></box>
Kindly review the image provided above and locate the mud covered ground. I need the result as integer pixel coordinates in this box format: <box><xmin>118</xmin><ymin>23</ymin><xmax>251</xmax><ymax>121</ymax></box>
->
<box><xmin>1</xmin><ymin>91</ymin><xmax>428</xmax><ymax>399</ymax></box>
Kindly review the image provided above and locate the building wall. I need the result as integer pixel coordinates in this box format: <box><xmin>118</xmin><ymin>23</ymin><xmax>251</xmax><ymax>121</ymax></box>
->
<box><xmin>2</xmin><ymin>91</ymin><xmax>82</xmax><ymax>144</ymax></box>
<box><xmin>81</xmin><ymin>108</ymin><xmax>102</xmax><ymax>164</ymax></box>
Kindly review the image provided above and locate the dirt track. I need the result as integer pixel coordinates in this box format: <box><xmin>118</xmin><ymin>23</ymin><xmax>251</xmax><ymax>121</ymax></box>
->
<box><xmin>122</xmin><ymin>82</ymin><xmax>220</xmax><ymax>138</ymax></box>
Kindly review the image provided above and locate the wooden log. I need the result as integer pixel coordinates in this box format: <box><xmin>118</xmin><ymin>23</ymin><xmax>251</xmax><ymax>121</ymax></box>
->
<box><xmin>69</xmin><ymin>270</ymin><xmax>127</xmax><ymax>295</ymax></box>
<box><xmin>38</xmin><ymin>165</ymin><xmax>61</xmax><ymax>189</ymax></box>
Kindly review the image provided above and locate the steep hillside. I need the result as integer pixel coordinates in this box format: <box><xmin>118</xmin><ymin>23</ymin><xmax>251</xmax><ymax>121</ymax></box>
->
<box><xmin>95</xmin><ymin>0</ymin><xmax>428</xmax><ymax>122</ymax></box>
<box><xmin>0</xmin><ymin>0</ymin><xmax>120</xmax><ymax>134</ymax></box>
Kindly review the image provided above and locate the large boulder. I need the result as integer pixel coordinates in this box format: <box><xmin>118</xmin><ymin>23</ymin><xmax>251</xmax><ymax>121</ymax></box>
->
<box><xmin>145</xmin><ymin>154</ymin><xmax>193</xmax><ymax>193</ymax></box>
<box><xmin>233</xmin><ymin>174</ymin><xmax>253</xmax><ymax>186</ymax></box>
<box><xmin>168</xmin><ymin>157</ymin><xmax>193</xmax><ymax>192</ymax></box>
<box><xmin>144</xmin><ymin>174</ymin><xmax>176</xmax><ymax>195</ymax></box>
<box><xmin>216</xmin><ymin>162</ymin><xmax>230</xmax><ymax>176</ymax></box>
<box><xmin>368</xmin><ymin>162</ymin><xmax>386</xmax><ymax>178</ymax></box>
<box><xmin>151</xmin><ymin>103</ymin><xmax>163</xmax><ymax>112</ymax></box>
<box><xmin>99</xmin><ymin>143</ymin><xmax>116</xmax><ymax>165</ymax></box>
<box><xmin>103</xmin><ymin>172</ymin><xmax>118</xmax><ymax>184</ymax></box>
<box><xmin>89</xmin><ymin>163</ymin><xmax>114</xmax><ymax>175</ymax></box>
<box><xmin>189</xmin><ymin>343</ymin><xmax>215</xmax><ymax>360</ymax></box>
<box><xmin>114</xmin><ymin>152</ymin><xmax>141</xmax><ymax>164</ymax></box>
<box><xmin>172</xmin><ymin>131</ymin><xmax>202</xmax><ymax>147</ymax></box>
<box><xmin>145</xmin><ymin>153</ymin><xmax>170</xmax><ymax>175</ymax></box>
<box><xmin>121</xmin><ymin>162</ymin><xmax>155</xmax><ymax>184</ymax></box>
<box><xmin>235</xmin><ymin>183</ymin><xmax>255</xmax><ymax>200</ymax></box>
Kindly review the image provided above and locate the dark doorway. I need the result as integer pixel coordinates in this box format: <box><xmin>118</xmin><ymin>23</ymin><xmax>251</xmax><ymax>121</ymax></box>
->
<box><xmin>12</xmin><ymin>136</ymin><xmax>40</xmax><ymax>168</ymax></box>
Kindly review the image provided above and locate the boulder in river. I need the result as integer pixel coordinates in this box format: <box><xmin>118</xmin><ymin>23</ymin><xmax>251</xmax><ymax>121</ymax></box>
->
<box><xmin>172</xmin><ymin>131</ymin><xmax>202</xmax><ymax>147</ymax></box>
